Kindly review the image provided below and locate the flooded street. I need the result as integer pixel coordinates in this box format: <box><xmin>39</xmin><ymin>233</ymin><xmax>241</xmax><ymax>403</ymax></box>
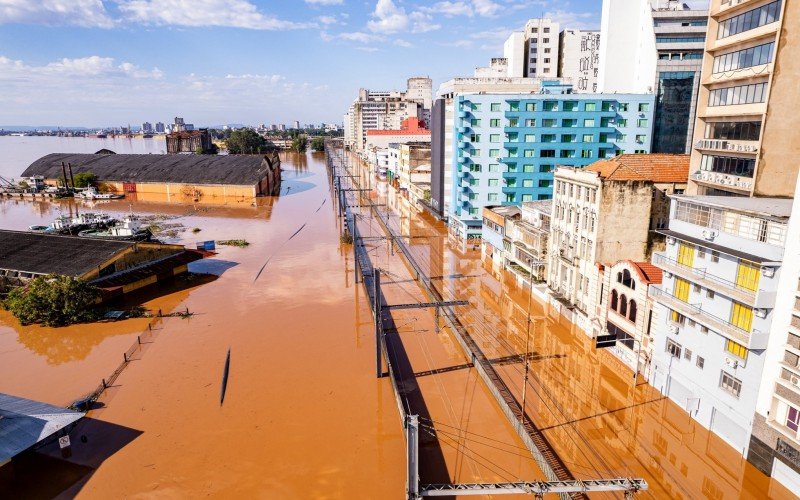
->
<box><xmin>0</xmin><ymin>144</ymin><xmax>796</xmax><ymax>498</ymax></box>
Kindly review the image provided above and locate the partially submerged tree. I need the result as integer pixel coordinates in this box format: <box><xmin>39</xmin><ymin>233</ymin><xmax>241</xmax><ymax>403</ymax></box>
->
<box><xmin>226</xmin><ymin>129</ymin><xmax>267</xmax><ymax>154</ymax></box>
<box><xmin>311</xmin><ymin>137</ymin><xmax>325</xmax><ymax>152</ymax></box>
<box><xmin>291</xmin><ymin>135</ymin><xmax>308</xmax><ymax>153</ymax></box>
<box><xmin>3</xmin><ymin>275</ymin><xmax>100</xmax><ymax>327</ymax></box>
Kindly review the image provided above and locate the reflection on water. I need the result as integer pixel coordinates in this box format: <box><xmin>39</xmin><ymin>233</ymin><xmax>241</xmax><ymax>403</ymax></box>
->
<box><xmin>352</xmin><ymin>155</ymin><xmax>796</xmax><ymax>499</ymax></box>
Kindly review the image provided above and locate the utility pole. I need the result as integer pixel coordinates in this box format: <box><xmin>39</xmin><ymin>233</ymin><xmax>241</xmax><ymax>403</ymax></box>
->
<box><xmin>374</xmin><ymin>268</ymin><xmax>382</xmax><ymax>378</ymax></box>
<box><xmin>520</xmin><ymin>260</ymin><xmax>535</xmax><ymax>423</ymax></box>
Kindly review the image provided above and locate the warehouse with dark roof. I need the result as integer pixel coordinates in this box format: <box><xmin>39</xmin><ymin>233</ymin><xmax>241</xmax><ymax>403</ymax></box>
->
<box><xmin>0</xmin><ymin>230</ymin><xmax>205</xmax><ymax>299</ymax></box>
<box><xmin>21</xmin><ymin>152</ymin><xmax>281</xmax><ymax>199</ymax></box>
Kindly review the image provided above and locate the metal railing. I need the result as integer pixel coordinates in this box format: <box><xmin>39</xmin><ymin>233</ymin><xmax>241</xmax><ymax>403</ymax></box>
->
<box><xmin>776</xmin><ymin>438</ymin><xmax>800</xmax><ymax>469</ymax></box>
<box><xmin>652</xmin><ymin>252</ymin><xmax>759</xmax><ymax>302</ymax></box>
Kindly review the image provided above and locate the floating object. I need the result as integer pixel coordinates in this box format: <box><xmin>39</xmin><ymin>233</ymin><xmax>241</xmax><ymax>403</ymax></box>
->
<box><xmin>76</xmin><ymin>187</ymin><xmax>124</xmax><ymax>200</ymax></box>
<box><xmin>78</xmin><ymin>216</ymin><xmax>152</xmax><ymax>241</ymax></box>
<box><xmin>220</xmin><ymin>348</ymin><xmax>231</xmax><ymax>406</ymax></box>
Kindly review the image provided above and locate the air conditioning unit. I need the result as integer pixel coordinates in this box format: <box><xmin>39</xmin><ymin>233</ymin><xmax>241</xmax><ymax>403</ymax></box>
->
<box><xmin>725</xmin><ymin>357</ymin><xmax>739</xmax><ymax>369</ymax></box>
<box><xmin>702</xmin><ymin>230</ymin><xmax>717</xmax><ymax>241</ymax></box>
<box><xmin>664</xmin><ymin>271</ymin><xmax>673</xmax><ymax>278</ymax></box>
<box><xmin>754</xmin><ymin>308</ymin><xmax>767</xmax><ymax>319</ymax></box>
<box><xmin>761</xmin><ymin>266</ymin><xmax>775</xmax><ymax>278</ymax></box>
<box><xmin>667</xmin><ymin>236</ymin><xmax>676</xmax><ymax>246</ymax></box>
<box><xmin>669</xmin><ymin>325</ymin><xmax>679</xmax><ymax>335</ymax></box>
<box><xmin>792</xmin><ymin>376</ymin><xmax>800</xmax><ymax>387</ymax></box>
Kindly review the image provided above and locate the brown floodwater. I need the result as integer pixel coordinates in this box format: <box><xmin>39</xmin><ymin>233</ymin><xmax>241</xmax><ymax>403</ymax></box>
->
<box><xmin>0</xmin><ymin>152</ymin><xmax>544</xmax><ymax>498</ymax></box>
<box><xmin>339</xmin><ymin>154</ymin><xmax>798</xmax><ymax>499</ymax></box>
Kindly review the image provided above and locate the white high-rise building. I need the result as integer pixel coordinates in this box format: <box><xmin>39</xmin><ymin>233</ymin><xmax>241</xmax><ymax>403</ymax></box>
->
<box><xmin>502</xmin><ymin>18</ymin><xmax>560</xmax><ymax>79</ymax></box>
<box><xmin>597</xmin><ymin>0</ymin><xmax>658</xmax><ymax>93</ymax></box>
<box><xmin>559</xmin><ymin>29</ymin><xmax>601</xmax><ymax>93</ymax></box>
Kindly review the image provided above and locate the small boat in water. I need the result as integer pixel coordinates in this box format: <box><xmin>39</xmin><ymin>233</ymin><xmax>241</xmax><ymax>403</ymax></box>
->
<box><xmin>35</xmin><ymin>212</ymin><xmax>118</xmax><ymax>235</ymax></box>
<box><xmin>77</xmin><ymin>187</ymin><xmax>125</xmax><ymax>200</ymax></box>
<box><xmin>28</xmin><ymin>225</ymin><xmax>49</xmax><ymax>232</ymax></box>
<box><xmin>78</xmin><ymin>216</ymin><xmax>152</xmax><ymax>241</ymax></box>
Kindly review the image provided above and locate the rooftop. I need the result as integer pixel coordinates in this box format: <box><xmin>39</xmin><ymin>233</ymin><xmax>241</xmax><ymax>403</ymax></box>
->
<box><xmin>486</xmin><ymin>205</ymin><xmax>521</xmax><ymax>218</ymax></box>
<box><xmin>585</xmin><ymin>154</ymin><xmax>690</xmax><ymax>183</ymax></box>
<box><xmin>0</xmin><ymin>230</ymin><xmax>135</xmax><ymax>277</ymax></box>
<box><xmin>672</xmin><ymin>195</ymin><xmax>793</xmax><ymax>219</ymax></box>
<box><xmin>630</xmin><ymin>262</ymin><xmax>663</xmax><ymax>285</ymax></box>
<box><xmin>0</xmin><ymin>392</ymin><xmax>84</xmax><ymax>463</ymax></box>
<box><xmin>521</xmin><ymin>200</ymin><xmax>553</xmax><ymax>215</ymax></box>
<box><xmin>22</xmin><ymin>153</ymin><xmax>275</xmax><ymax>186</ymax></box>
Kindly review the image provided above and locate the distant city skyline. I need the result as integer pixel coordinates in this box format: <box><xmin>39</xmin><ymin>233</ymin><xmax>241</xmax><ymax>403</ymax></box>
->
<box><xmin>0</xmin><ymin>0</ymin><xmax>708</xmax><ymax>126</ymax></box>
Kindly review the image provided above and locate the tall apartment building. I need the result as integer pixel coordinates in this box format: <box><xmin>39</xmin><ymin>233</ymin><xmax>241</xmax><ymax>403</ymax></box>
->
<box><xmin>343</xmin><ymin>77</ymin><xmax>433</xmax><ymax>151</ymax></box>
<box><xmin>558</xmin><ymin>29</ymin><xmax>601</xmax><ymax>93</ymax></box>
<box><xmin>688</xmin><ymin>0</ymin><xmax>795</xmax><ymax>197</ymax></box>
<box><xmin>651</xmin><ymin>4</ymin><xmax>708</xmax><ymax>153</ymax></box>
<box><xmin>599</xmin><ymin>0</ymin><xmax>707</xmax><ymax>153</ymax></box>
<box><xmin>429</xmin><ymin>75</ymin><xmax>546</xmax><ymax>219</ymax></box>
<box><xmin>549</xmin><ymin>154</ymin><xmax>688</xmax><ymax>332</ymax></box>
<box><xmin>648</xmin><ymin>196</ymin><xmax>789</xmax><ymax>456</ymax></box>
<box><xmin>750</xmin><ymin>176</ymin><xmax>800</xmax><ymax>490</ymax></box>
<box><xmin>447</xmin><ymin>87</ymin><xmax>656</xmax><ymax>241</ymax></box>
<box><xmin>141</xmin><ymin>122</ymin><xmax>153</xmax><ymax>134</ymax></box>
<box><xmin>483</xmin><ymin>201</ymin><xmax>552</xmax><ymax>283</ymax></box>
<box><xmin>503</xmin><ymin>18</ymin><xmax>561</xmax><ymax>78</ymax></box>
<box><xmin>155</xmin><ymin>122</ymin><xmax>165</xmax><ymax>133</ymax></box>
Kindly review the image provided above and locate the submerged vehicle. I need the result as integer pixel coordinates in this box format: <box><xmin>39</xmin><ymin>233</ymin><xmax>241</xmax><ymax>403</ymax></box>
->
<box><xmin>34</xmin><ymin>212</ymin><xmax>118</xmax><ymax>235</ymax></box>
<box><xmin>78</xmin><ymin>216</ymin><xmax>152</xmax><ymax>241</ymax></box>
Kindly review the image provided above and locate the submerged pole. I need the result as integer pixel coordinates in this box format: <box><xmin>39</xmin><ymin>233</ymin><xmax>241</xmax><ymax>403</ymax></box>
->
<box><xmin>374</xmin><ymin>268</ymin><xmax>382</xmax><ymax>378</ymax></box>
<box><xmin>220</xmin><ymin>348</ymin><xmax>231</xmax><ymax>406</ymax></box>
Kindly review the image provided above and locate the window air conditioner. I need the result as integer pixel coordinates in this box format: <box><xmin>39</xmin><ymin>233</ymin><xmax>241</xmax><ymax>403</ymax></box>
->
<box><xmin>669</xmin><ymin>325</ymin><xmax>679</xmax><ymax>335</ymax></box>
<box><xmin>702</xmin><ymin>230</ymin><xmax>717</xmax><ymax>241</ymax></box>
<box><xmin>666</xmin><ymin>236</ymin><xmax>676</xmax><ymax>246</ymax></box>
<box><xmin>792</xmin><ymin>376</ymin><xmax>800</xmax><ymax>387</ymax></box>
<box><xmin>754</xmin><ymin>309</ymin><xmax>767</xmax><ymax>319</ymax></box>
<box><xmin>725</xmin><ymin>357</ymin><xmax>739</xmax><ymax>369</ymax></box>
<box><xmin>664</xmin><ymin>271</ymin><xmax>672</xmax><ymax>278</ymax></box>
<box><xmin>761</xmin><ymin>266</ymin><xmax>775</xmax><ymax>278</ymax></box>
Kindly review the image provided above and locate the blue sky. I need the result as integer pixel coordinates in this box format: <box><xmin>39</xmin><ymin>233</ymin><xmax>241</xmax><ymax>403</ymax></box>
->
<box><xmin>0</xmin><ymin>0</ymin><xmax>704</xmax><ymax>127</ymax></box>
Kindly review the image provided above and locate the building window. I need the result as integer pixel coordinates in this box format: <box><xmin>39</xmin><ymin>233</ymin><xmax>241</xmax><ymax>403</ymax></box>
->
<box><xmin>584</xmin><ymin>118</ymin><xmax>595</xmax><ymax>127</ymax></box>
<box><xmin>541</xmin><ymin>150</ymin><xmax>555</xmax><ymax>158</ymax></box>
<box><xmin>696</xmin><ymin>356</ymin><xmax>705</xmax><ymax>369</ymax></box>
<box><xmin>489</xmin><ymin>149</ymin><xmax>500</xmax><ymax>157</ymax></box>
<box><xmin>543</xmin><ymin>119</ymin><xmax>557</xmax><ymax>127</ymax></box>
<box><xmin>525</xmin><ymin>103</ymin><xmax>536</xmax><ymax>111</ymax></box>
<box><xmin>488</xmin><ymin>193</ymin><xmax>498</xmax><ymax>201</ymax></box>
<box><xmin>667</xmin><ymin>339</ymin><xmax>682</xmax><ymax>358</ymax></box>
<box><xmin>490</xmin><ymin>119</ymin><xmax>501</xmax><ymax>127</ymax></box>
<box><xmin>712</xmin><ymin>42</ymin><xmax>775</xmax><ymax>73</ymax></box>
<box><xmin>583</xmin><ymin>134</ymin><xmax>594</xmax><ymax>142</ymax></box>
<box><xmin>638</xmin><ymin>103</ymin><xmax>650</xmax><ymax>112</ymax></box>
<box><xmin>619</xmin><ymin>294</ymin><xmax>628</xmax><ymax>316</ymax></box>
<box><xmin>708</xmin><ymin>83</ymin><xmax>768</xmax><ymax>107</ymax></box>
<box><xmin>684</xmin><ymin>348</ymin><xmax>692</xmax><ymax>361</ymax></box>
<box><xmin>711</xmin><ymin>251</ymin><xmax>720</xmax><ymax>263</ymax></box>
<box><xmin>629</xmin><ymin>300</ymin><xmax>637</xmax><ymax>322</ymax></box>
<box><xmin>788</xmin><ymin>406</ymin><xmax>800</xmax><ymax>432</ymax></box>
<box><xmin>488</xmin><ymin>164</ymin><xmax>499</xmax><ymax>172</ymax></box>
<box><xmin>470</xmin><ymin>133</ymin><xmax>481</xmax><ymax>142</ymax></box>
<box><xmin>705</xmin><ymin>121</ymin><xmax>762</xmax><ymax>141</ymax></box>
<box><xmin>706</xmin><ymin>289</ymin><xmax>715</xmax><ymax>299</ymax></box>
<box><xmin>720</xmin><ymin>371</ymin><xmax>742</xmax><ymax>398</ymax></box>
<box><xmin>611</xmin><ymin>290</ymin><xmax>619</xmax><ymax>310</ymax></box>
<box><xmin>638</xmin><ymin>119</ymin><xmax>648</xmax><ymax>128</ymax></box>
<box><xmin>544</xmin><ymin>101</ymin><xmax>558</xmax><ymax>112</ymax></box>
<box><xmin>585</xmin><ymin>102</ymin><xmax>597</xmax><ymax>112</ymax></box>
<box><xmin>488</xmin><ymin>179</ymin><xmax>499</xmax><ymax>187</ymax></box>
<box><xmin>491</xmin><ymin>103</ymin><xmax>501</xmax><ymax>112</ymax></box>
<box><xmin>563</xmin><ymin>119</ymin><xmax>577</xmax><ymax>127</ymax></box>
<box><xmin>470</xmin><ymin>119</ymin><xmax>481</xmax><ymax>126</ymax></box>
<box><xmin>581</xmin><ymin>150</ymin><xmax>593</xmax><ymax>158</ymax></box>
<box><xmin>717</xmin><ymin>1</ymin><xmax>782</xmax><ymax>39</ymax></box>
<box><xmin>726</xmin><ymin>339</ymin><xmax>748</xmax><ymax>360</ymax></box>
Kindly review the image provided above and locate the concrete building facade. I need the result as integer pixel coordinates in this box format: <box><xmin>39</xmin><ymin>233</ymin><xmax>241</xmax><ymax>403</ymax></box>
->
<box><xmin>649</xmin><ymin>196</ymin><xmax>789</xmax><ymax>457</ymax></box>
<box><xmin>548</xmin><ymin>154</ymin><xmax>688</xmax><ymax>333</ymax></box>
<box><xmin>688</xmin><ymin>0</ymin><xmax>793</xmax><ymax>196</ymax></box>
<box><xmin>448</xmin><ymin>87</ymin><xmax>656</xmax><ymax>241</ymax></box>
<box><xmin>558</xmin><ymin>29</ymin><xmax>601</xmax><ymax>93</ymax></box>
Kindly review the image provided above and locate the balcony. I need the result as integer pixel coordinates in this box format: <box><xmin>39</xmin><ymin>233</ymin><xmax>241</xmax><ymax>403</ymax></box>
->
<box><xmin>557</xmin><ymin>247</ymin><xmax>577</xmax><ymax>265</ymax></box>
<box><xmin>457</xmin><ymin>156</ymin><xmax>472</xmax><ymax>165</ymax></box>
<box><xmin>457</xmin><ymin>140</ymin><xmax>468</xmax><ymax>149</ymax></box>
<box><xmin>456</xmin><ymin>126</ymin><xmax>470</xmax><ymax>134</ymax></box>
<box><xmin>457</xmin><ymin>110</ymin><xmax>470</xmax><ymax>119</ymax></box>
<box><xmin>695</xmin><ymin>139</ymin><xmax>759</xmax><ymax>155</ymax></box>
<box><xmin>691</xmin><ymin>170</ymin><xmax>752</xmax><ymax>193</ymax></box>
<box><xmin>649</xmin><ymin>285</ymin><xmax>769</xmax><ymax>349</ymax></box>
<box><xmin>653</xmin><ymin>252</ymin><xmax>776</xmax><ymax>308</ymax></box>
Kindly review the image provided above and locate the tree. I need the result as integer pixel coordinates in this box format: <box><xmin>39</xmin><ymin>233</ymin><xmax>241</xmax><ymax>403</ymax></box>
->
<box><xmin>3</xmin><ymin>275</ymin><xmax>100</xmax><ymax>327</ymax></box>
<box><xmin>226</xmin><ymin>128</ymin><xmax>267</xmax><ymax>154</ymax></box>
<box><xmin>291</xmin><ymin>135</ymin><xmax>308</xmax><ymax>153</ymax></box>
<box><xmin>311</xmin><ymin>137</ymin><xmax>326</xmax><ymax>152</ymax></box>
<box><xmin>73</xmin><ymin>171</ymin><xmax>98</xmax><ymax>188</ymax></box>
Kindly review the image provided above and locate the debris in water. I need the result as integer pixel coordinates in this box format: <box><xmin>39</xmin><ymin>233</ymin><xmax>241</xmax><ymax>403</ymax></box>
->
<box><xmin>220</xmin><ymin>348</ymin><xmax>231</xmax><ymax>406</ymax></box>
<box><xmin>217</xmin><ymin>239</ymin><xmax>250</xmax><ymax>247</ymax></box>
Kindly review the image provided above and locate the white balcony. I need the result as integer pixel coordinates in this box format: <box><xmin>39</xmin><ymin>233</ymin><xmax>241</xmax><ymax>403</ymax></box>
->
<box><xmin>691</xmin><ymin>170</ymin><xmax>752</xmax><ymax>193</ymax></box>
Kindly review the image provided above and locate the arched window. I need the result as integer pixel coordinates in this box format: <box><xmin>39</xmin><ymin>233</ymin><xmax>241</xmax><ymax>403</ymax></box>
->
<box><xmin>619</xmin><ymin>294</ymin><xmax>628</xmax><ymax>316</ymax></box>
<box><xmin>616</xmin><ymin>272</ymin><xmax>623</xmax><ymax>283</ymax></box>
<box><xmin>610</xmin><ymin>290</ymin><xmax>618</xmax><ymax>311</ymax></box>
<box><xmin>629</xmin><ymin>300</ymin><xmax>637</xmax><ymax>322</ymax></box>
<box><xmin>621</xmin><ymin>269</ymin><xmax>636</xmax><ymax>290</ymax></box>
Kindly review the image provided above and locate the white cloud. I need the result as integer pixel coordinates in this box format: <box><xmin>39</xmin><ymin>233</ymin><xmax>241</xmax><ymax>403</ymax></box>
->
<box><xmin>304</xmin><ymin>0</ymin><xmax>343</xmax><ymax>4</ymax></box>
<box><xmin>317</xmin><ymin>15</ymin><xmax>338</xmax><ymax>25</ymax></box>
<box><xmin>367</xmin><ymin>0</ymin><xmax>408</xmax><ymax>33</ymax></box>
<box><xmin>0</xmin><ymin>54</ymin><xmax>335</xmax><ymax>125</ymax></box>
<box><xmin>543</xmin><ymin>9</ymin><xmax>597</xmax><ymax>30</ymax></box>
<box><xmin>394</xmin><ymin>39</ymin><xmax>413</xmax><ymax>48</ymax></box>
<box><xmin>409</xmin><ymin>11</ymin><xmax>440</xmax><ymax>33</ymax></box>
<box><xmin>471</xmin><ymin>0</ymin><xmax>501</xmax><ymax>16</ymax></box>
<box><xmin>118</xmin><ymin>0</ymin><xmax>313</xmax><ymax>30</ymax></box>
<box><xmin>420</xmin><ymin>0</ymin><xmax>500</xmax><ymax>18</ymax></box>
<box><xmin>0</xmin><ymin>0</ymin><xmax>114</xmax><ymax>28</ymax></box>
<box><xmin>339</xmin><ymin>31</ymin><xmax>384</xmax><ymax>43</ymax></box>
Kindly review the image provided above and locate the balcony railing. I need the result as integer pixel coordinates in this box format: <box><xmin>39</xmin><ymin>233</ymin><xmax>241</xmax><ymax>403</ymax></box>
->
<box><xmin>691</xmin><ymin>170</ymin><xmax>753</xmax><ymax>192</ymax></box>
<box><xmin>652</xmin><ymin>252</ymin><xmax>775</xmax><ymax>307</ymax></box>
<box><xmin>650</xmin><ymin>285</ymin><xmax>769</xmax><ymax>349</ymax></box>
<box><xmin>695</xmin><ymin>139</ymin><xmax>759</xmax><ymax>155</ymax></box>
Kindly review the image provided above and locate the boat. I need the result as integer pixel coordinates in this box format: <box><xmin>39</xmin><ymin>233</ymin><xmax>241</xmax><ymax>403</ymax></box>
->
<box><xmin>77</xmin><ymin>187</ymin><xmax>125</xmax><ymax>200</ymax></box>
<box><xmin>42</xmin><ymin>212</ymin><xmax>117</xmax><ymax>235</ymax></box>
<box><xmin>28</xmin><ymin>225</ymin><xmax>49</xmax><ymax>232</ymax></box>
<box><xmin>78</xmin><ymin>216</ymin><xmax>152</xmax><ymax>241</ymax></box>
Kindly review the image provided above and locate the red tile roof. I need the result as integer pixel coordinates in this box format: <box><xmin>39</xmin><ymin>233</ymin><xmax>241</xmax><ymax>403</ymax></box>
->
<box><xmin>586</xmin><ymin>154</ymin><xmax>689</xmax><ymax>183</ymax></box>
<box><xmin>630</xmin><ymin>261</ymin><xmax>662</xmax><ymax>285</ymax></box>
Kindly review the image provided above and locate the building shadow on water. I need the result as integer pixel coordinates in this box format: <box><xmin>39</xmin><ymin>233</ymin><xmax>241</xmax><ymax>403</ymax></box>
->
<box><xmin>0</xmin><ymin>417</ymin><xmax>143</xmax><ymax>499</ymax></box>
<box><xmin>188</xmin><ymin>259</ymin><xmax>237</xmax><ymax>277</ymax></box>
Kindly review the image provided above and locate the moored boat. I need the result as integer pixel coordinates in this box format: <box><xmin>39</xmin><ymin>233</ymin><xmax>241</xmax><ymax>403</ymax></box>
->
<box><xmin>77</xmin><ymin>187</ymin><xmax>125</xmax><ymax>200</ymax></box>
<box><xmin>78</xmin><ymin>216</ymin><xmax>152</xmax><ymax>241</ymax></box>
